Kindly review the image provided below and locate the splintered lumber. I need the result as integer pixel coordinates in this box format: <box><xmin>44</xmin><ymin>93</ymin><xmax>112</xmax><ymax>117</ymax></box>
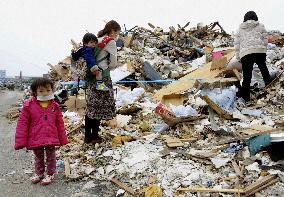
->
<box><xmin>217</xmin><ymin>68</ymin><xmax>241</xmax><ymax>81</ymax></box>
<box><xmin>164</xmin><ymin>137</ymin><xmax>184</xmax><ymax>148</ymax></box>
<box><xmin>111</xmin><ymin>178</ymin><xmax>135</xmax><ymax>195</ymax></box>
<box><xmin>197</xmin><ymin>77</ymin><xmax>239</xmax><ymax>89</ymax></box>
<box><xmin>64</xmin><ymin>157</ymin><xmax>71</xmax><ymax>178</ymax></box>
<box><xmin>153</xmin><ymin>51</ymin><xmax>235</xmax><ymax>101</ymax></box>
<box><xmin>275</xmin><ymin>120</ymin><xmax>284</xmax><ymax>126</ymax></box>
<box><xmin>243</xmin><ymin>175</ymin><xmax>279</xmax><ymax>197</ymax></box>
<box><xmin>165</xmin><ymin>115</ymin><xmax>206</xmax><ymax>126</ymax></box>
<box><xmin>265</xmin><ymin>70</ymin><xmax>284</xmax><ymax>89</ymax></box>
<box><xmin>239</xmin><ymin>125</ymin><xmax>282</xmax><ymax>138</ymax></box>
<box><xmin>231</xmin><ymin>160</ymin><xmax>243</xmax><ymax>178</ymax></box>
<box><xmin>201</xmin><ymin>95</ymin><xmax>233</xmax><ymax>119</ymax></box>
<box><xmin>177</xmin><ymin>187</ymin><xmax>244</xmax><ymax>194</ymax></box>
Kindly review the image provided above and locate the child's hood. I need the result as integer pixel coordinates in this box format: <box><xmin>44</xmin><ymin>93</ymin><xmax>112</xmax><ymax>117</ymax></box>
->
<box><xmin>240</xmin><ymin>20</ymin><xmax>260</xmax><ymax>29</ymax></box>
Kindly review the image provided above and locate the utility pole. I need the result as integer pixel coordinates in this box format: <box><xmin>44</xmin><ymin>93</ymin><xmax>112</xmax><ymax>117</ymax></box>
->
<box><xmin>20</xmin><ymin>70</ymin><xmax>22</xmax><ymax>90</ymax></box>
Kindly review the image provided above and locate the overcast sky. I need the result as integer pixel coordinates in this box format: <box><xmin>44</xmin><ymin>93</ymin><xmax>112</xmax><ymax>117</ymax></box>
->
<box><xmin>0</xmin><ymin>0</ymin><xmax>283</xmax><ymax>77</ymax></box>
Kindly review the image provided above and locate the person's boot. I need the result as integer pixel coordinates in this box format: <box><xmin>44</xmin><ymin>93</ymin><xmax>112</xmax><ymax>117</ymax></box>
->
<box><xmin>84</xmin><ymin>116</ymin><xmax>92</xmax><ymax>144</ymax></box>
<box><xmin>92</xmin><ymin>136</ymin><xmax>103</xmax><ymax>145</ymax></box>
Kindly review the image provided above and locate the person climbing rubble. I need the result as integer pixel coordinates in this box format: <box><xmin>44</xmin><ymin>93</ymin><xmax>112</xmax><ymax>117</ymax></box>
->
<box><xmin>234</xmin><ymin>11</ymin><xmax>272</xmax><ymax>102</ymax></box>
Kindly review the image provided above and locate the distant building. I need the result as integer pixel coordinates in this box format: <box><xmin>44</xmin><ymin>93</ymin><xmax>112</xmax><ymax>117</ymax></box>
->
<box><xmin>43</xmin><ymin>74</ymin><xmax>49</xmax><ymax>78</ymax></box>
<box><xmin>0</xmin><ymin>70</ymin><xmax>6</xmax><ymax>78</ymax></box>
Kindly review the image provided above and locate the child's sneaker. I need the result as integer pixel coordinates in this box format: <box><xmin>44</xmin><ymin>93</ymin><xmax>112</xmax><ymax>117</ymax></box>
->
<box><xmin>40</xmin><ymin>174</ymin><xmax>54</xmax><ymax>185</ymax></box>
<box><xmin>95</xmin><ymin>81</ymin><xmax>109</xmax><ymax>91</ymax></box>
<box><xmin>30</xmin><ymin>174</ymin><xmax>44</xmax><ymax>183</ymax></box>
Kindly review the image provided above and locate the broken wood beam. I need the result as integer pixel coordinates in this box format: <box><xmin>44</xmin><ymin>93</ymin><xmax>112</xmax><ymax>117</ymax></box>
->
<box><xmin>177</xmin><ymin>187</ymin><xmax>244</xmax><ymax>194</ymax></box>
<box><xmin>63</xmin><ymin>157</ymin><xmax>71</xmax><ymax>178</ymax></box>
<box><xmin>111</xmin><ymin>178</ymin><xmax>136</xmax><ymax>195</ymax></box>
<box><xmin>231</xmin><ymin>160</ymin><xmax>244</xmax><ymax>178</ymax></box>
<box><xmin>243</xmin><ymin>175</ymin><xmax>278</xmax><ymax>196</ymax></box>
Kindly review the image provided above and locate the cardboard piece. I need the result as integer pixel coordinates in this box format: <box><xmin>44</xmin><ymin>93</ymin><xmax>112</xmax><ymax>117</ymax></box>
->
<box><xmin>210</xmin><ymin>56</ymin><xmax>227</xmax><ymax>70</ymax></box>
<box><xmin>161</xmin><ymin>94</ymin><xmax>186</xmax><ymax>106</ymax></box>
<box><xmin>65</xmin><ymin>95</ymin><xmax>86</xmax><ymax>116</ymax></box>
<box><xmin>162</xmin><ymin>135</ymin><xmax>184</xmax><ymax>148</ymax></box>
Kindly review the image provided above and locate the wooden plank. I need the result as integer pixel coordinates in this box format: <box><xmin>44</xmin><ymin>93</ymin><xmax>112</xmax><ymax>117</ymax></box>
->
<box><xmin>165</xmin><ymin>138</ymin><xmax>184</xmax><ymax>148</ymax></box>
<box><xmin>231</xmin><ymin>161</ymin><xmax>243</xmax><ymax>178</ymax></box>
<box><xmin>239</xmin><ymin>126</ymin><xmax>282</xmax><ymax>139</ymax></box>
<box><xmin>153</xmin><ymin>51</ymin><xmax>235</xmax><ymax>101</ymax></box>
<box><xmin>177</xmin><ymin>187</ymin><xmax>244</xmax><ymax>194</ymax></box>
<box><xmin>64</xmin><ymin>157</ymin><xmax>71</xmax><ymax>178</ymax></box>
<box><xmin>180</xmin><ymin>138</ymin><xmax>198</xmax><ymax>142</ymax></box>
<box><xmin>197</xmin><ymin>77</ymin><xmax>239</xmax><ymax>89</ymax></box>
<box><xmin>111</xmin><ymin>178</ymin><xmax>135</xmax><ymax>195</ymax></box>
<box><xmin>164</xmin><ymin>115</ymin><xmax>206</xmax><ymax>126</ymax></box>
<box><xmin>275</xmin><ymin>120</ymin><xmax>284</xmax><ymax>126</ymax></box>
<box><xmin>243</xmin><ymin>175</ymin><xmax>277</xmax><ymax>194</ymax></box>
<box><xmin>244</xmin><ymin>177</ymin><xmax>279</xmax><ymax>197</ymax></box>
<box><xmin>265</xmin><ymin>70</ymin><xmax>284</xmax><ymax>89</ymax></box>
<box><xmin>217</xmin><ymin>69</ymin><xmax>241</xmax><ymax>81</ymax></box>
<box><xmin>201</xmin><ymin>95</ymin><xmax>233</xmax><ymax>119</ymax></box>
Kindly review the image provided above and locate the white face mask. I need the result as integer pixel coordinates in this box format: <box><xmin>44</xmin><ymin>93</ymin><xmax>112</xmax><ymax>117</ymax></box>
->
<box><xmin>37</xmin><ymin>94</ymin><xmax>54</xmax><ymax>101</ymax></box>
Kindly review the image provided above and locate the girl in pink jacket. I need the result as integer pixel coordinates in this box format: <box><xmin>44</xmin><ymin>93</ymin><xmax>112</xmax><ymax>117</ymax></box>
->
<box><xmin>15</xmin><ymin>78</ymin><xmax>68</xmax><ymax>185</ymax></box>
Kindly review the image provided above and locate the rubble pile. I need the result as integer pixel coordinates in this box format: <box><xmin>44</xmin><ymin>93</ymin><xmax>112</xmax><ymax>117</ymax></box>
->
<box><xmin>48</xmin><ymin>22</ymin><xmax>233</xmax><ymax>84</ymax></box>
<box><xmin>17</xmin><ymin>23</ymin><xmax>284</xmax><ymax>196</ymax></box>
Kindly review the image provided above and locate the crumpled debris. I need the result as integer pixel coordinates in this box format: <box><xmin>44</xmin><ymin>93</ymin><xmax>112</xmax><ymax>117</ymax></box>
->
<box><xmin>143</xmin><ymin>185</ymin><xmax>163</xmax><ymax>197</ymax></box>
<box><xmin>210</xmin><ymin>153</ymin><xmax>234</xmax><ymax>168</ymax></box>
<box><xmin>112</xmin><ymin>135</ymin><xmax>135</xmax><ymax>147</ymax></box>
<box><xmin>169</xmin><ymin>104</ymin><xmax>198</xmax><ymax>117</ymax></box>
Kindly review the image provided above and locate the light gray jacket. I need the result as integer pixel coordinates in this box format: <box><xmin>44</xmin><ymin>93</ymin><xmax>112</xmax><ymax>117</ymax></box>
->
<box><xmin>97</xmin><ymin>38</ymin><xmax>118</xmax><ymax>70</ymax></box>
<box><xmin>234</xmin><ymin>20</ymin><xmax>268</xmax><ymax>60</ymax></box>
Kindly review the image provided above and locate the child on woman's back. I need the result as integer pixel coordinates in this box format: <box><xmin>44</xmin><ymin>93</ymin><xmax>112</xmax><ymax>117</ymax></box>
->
<box><xmin>14</xmin><ymin>78</ymin><xmax>68</xmax><ymax>185</ymax></box>
<box><xmin>72</xmin><ymin>32</ymin><xmax>109</xmax><ymax>90</ymax></box>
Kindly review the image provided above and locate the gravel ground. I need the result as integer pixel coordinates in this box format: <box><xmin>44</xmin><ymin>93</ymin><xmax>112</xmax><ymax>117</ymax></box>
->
<box><xmin>0</xmin><ymin>90</ymin><xmax>116</xmax><ymax>197</ymax></box>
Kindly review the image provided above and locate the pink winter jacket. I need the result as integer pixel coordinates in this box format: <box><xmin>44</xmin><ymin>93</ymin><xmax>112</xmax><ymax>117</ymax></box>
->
<box><xmin>14</xmin><ymin>97</ymin><xmax>68</xmax><ymax>150</ymax></box>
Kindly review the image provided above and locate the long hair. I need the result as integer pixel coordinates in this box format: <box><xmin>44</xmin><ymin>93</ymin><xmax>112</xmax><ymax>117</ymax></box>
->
<box><xmin>97</xmin><ymin>20</ymin><xmax>121</xmax><ymax>38</ymax></box>
<box><xmin>244</xmin><ymin>11</ymin><xmax>258</xmax><ymax>22</ymax></box>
